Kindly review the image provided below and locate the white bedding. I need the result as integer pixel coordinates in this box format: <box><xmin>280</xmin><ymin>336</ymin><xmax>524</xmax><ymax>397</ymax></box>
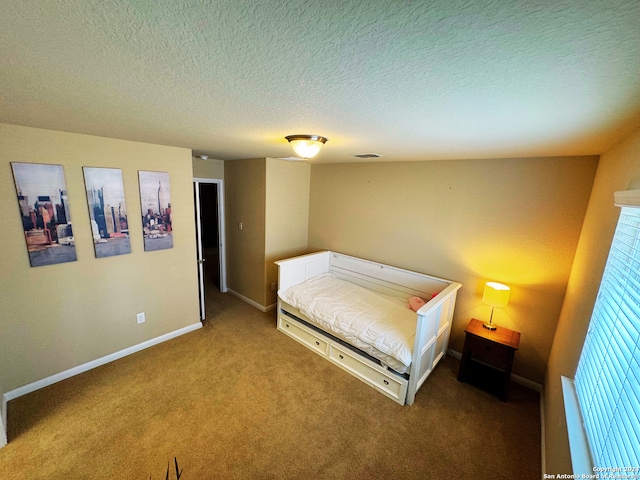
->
<box><xmin>278</xmin><ymin>273</ymin><xmax>417</xmax><ymax>371</ymax></box>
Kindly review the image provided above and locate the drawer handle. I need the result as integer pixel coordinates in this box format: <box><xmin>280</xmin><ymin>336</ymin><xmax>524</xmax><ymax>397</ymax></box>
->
<box><xmin>315</xmin><ymin>341</ymin><xmax>320</xmax><ymax>346</ymax></box>
<box><xmin>339</xmin><ymin>354</ymin><xmax>344</xmax><ymax>360</ymax></box>
<box><xmin>285</xmin><ymin>323</ymin><xmax>289</xmax><ymax>328</ymax></box>
<box><xmin>383</xmin><ymin>380</ymin><xmax>389</xmax><ymax>385</ymax></box>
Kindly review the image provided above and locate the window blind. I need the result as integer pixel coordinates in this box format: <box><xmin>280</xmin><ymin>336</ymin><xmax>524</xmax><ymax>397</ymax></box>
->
<box><xmin>574</xmin><ymin>206</ymin><xmax>640</xmax><ymax>469</ymax></box>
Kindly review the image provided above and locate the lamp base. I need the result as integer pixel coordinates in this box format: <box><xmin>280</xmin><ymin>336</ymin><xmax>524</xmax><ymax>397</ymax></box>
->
<box><xmin>482</xmin><ymin>322</ymin><xmax>497</xmax><ymax>330</ymax></box>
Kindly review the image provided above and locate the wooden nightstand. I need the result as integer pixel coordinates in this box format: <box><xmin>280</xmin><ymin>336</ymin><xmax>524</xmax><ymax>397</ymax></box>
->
<box><xmin>457</xmin><ymin>318</ymin><xmax>520</xmax><ymax>401</ymax></box>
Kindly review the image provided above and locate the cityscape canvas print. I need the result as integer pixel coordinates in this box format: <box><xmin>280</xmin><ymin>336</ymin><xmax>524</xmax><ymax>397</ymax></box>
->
<box><xmin>11</xmin><ymin>162</ymin><xmax>77</xmax><ymax>267</ymax></box>
<box><xmin>138</xmin><ymin>170</ymin><xmax>173</xmax><ymax>251</ymax></box>
<box><xmin>83</xmin><ymin>167</ymin><xmax>131</xmax><ymax>258</ymax></box>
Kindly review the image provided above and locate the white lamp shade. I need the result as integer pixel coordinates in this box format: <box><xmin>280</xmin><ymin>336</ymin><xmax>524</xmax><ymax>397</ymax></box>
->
<box><xmin>482</xmin><ymin>282</ymin><xmax>510</xmax><ymax>308</ymax></box>
<box><xmin>285</xmin><ymin>134</ymin><xmax>328</xmax><ymax>159</ymax></box>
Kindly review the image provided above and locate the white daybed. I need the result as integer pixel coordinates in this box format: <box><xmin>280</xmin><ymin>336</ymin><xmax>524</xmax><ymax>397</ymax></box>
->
<box><xmin>275</xmin><ymin>251</ymin><xmax>462</xmax><ymax>405</ymax></box>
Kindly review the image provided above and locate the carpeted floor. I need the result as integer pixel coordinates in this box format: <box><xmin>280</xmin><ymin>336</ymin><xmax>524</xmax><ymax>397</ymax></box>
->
<box><xmin>0</xmin><ymin>287</ymin><xmax>541</xmax><ymax>479</ymax></box>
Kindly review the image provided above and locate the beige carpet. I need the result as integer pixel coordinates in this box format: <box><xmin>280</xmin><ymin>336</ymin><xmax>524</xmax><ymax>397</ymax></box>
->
<box><xmin>0</xmin><ymin>288</ymin><xmax>541</xmax><ymax>479</ymax></box>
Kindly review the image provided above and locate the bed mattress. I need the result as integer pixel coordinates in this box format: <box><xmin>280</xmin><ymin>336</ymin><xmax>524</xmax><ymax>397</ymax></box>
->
<box><xmin>278</xmin><ymin>273</ymin><xmax>417</xmax><ymax>373</ymax></box>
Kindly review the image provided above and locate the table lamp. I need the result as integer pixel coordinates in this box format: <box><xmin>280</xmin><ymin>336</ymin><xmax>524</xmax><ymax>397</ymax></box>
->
<box><xmin>482</xmin><ymin>282</ymin><xmax>510</xmax><ymax>330</ymax></box>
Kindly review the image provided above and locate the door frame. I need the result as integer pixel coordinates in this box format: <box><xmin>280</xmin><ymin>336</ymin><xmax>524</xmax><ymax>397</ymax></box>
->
<box><xmin>193</xmin><ymin>178</ymin><xmax>228</xmax><ymax>320</ymax></box>
<box><xmin>1</xmin><ymin>383</ymin><xmax>7</xmax><ymax>448</ymax></box>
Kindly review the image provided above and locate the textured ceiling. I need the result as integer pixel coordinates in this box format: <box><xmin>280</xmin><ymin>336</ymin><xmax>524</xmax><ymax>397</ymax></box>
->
<box><xmin>1</xmin><ymin>0</ymin><xmax>640</xmax><ymax>163</ymax></box>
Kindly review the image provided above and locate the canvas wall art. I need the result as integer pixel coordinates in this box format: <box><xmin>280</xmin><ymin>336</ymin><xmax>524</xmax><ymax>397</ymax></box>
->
<box><xmin>83</xmin><ymin>167</ymin><xmax>131</xmax><ymax>258</ymax></box>
<box><xmin>11</xmin><ymin>162</ymin><xmax>77</xmax><ymax>267</ymax></box>
<box><xmin>138</xmin><ymin>170</ymin><xmax>173</xmax><ymax>251</ymax></box>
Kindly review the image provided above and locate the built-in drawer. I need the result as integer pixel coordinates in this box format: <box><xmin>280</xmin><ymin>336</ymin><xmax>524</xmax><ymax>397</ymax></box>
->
<box><xmin>278</xmin><ymin>315</ymin><xmax>328</xmax><ymax>356</ymax></box>
<box><xmin>329</xmin><ymin>345</ymin><xmax>405</xmax><ymax>401</ymax></box>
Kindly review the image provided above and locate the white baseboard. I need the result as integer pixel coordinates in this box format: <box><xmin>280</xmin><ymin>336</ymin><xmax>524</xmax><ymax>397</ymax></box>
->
<box><xmin>446</xmin><ymin>348</ymin><xmax>459</xmax><ymax>360</ymax></box>
<box><xmin>5</xmin><ymin>322</ymin><xmax>202</xmax><ymax>402</ymax></box>
<box><xmin>447</xmin><ymin>349</ymin><xmax>543</xmax><ymax>392</ymax></box>
<box><xmin>227</xmin><ymin>288</ymin><xmax>276</xmax><ymax>313</ymax></box>
<box><xmin>513</xmin><ymin>373</ymin><xmax>543</xmax><ymax>393</ymax></box>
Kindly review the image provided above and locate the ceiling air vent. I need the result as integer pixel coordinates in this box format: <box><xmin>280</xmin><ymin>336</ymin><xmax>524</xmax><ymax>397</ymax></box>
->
<box><xmin>351</xmin><ymin>153</ymin><xmax>383</xmax><ymax>158</ymax></box>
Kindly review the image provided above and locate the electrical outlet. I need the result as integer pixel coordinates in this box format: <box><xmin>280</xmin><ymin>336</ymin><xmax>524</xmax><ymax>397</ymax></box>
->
<box><xmin>136</xmin><ymin>312</ymin><xmax>145</xmax><ymax>324</ymax></box>
<box><xmin>271</xmin><ymin>282</ymin><xmax>277</xmax><ymax>291</ymax></box>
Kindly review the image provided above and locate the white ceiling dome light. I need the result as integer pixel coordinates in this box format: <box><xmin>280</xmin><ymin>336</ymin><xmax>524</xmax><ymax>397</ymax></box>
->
<box><xmin>285</xmin><ymin>134</ymin><xmax>328</xmax><ymax>159</ymax></box>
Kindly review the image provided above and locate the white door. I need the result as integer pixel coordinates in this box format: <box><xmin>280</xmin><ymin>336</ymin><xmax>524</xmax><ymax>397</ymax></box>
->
<box><xmin>193</xmin><ymin>178</ymin><xmax>227</xmax><ymax>321</ymax></box>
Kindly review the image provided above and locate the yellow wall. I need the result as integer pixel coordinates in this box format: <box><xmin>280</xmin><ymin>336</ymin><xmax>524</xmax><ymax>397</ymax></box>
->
<box><xmin>225</xmin><ymin>158</ymin><xmax>311</xmax><ymax>308</ymax></box>
<box><xmin>0</xmin><ymin>124</ymin><xmax>201</xmax><ymax>392</ymax></box>
<box><xmin>544</xmin><ymin>126</ymin><xmax>640</xmax><ymax>473</ymax></box>
<box><xmin>265</xmin><ymin>158</ymin><xmax>311</xmax><ymax>305</ymax></box>
<box><xmin>225</xmin><ymin>158</ymin><xmax>267</xmax><ymax>305</ymax></box>
<box><xmin>192</xmin><ymin>157</ymin><xmax>224</xmax><ymax>179</ymax></box>
<box><xmin>308</xmin><ymin>156</ymin><xmax>598</xmax><ymax>384</ymax></box>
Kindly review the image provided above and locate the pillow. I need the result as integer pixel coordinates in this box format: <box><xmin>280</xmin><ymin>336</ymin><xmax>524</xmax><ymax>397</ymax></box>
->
<box><xmin>408</xmin><ymin>296</ymin><xmax>426</xmax><ymax>312</ymax></box>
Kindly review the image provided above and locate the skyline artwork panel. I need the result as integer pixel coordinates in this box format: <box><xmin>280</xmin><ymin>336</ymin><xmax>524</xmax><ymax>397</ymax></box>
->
<box><xmin>138</xmin><ymin>170</ymin><xmax>173</xmax><ymax>251</ymax></box>
<box><xmin>10</xmin><ymin>162</ymin><xmax>78</xmax><ymax>267</ymax></box>
<box><xmin>83</xmin><ymin>167</ymin><xmax>131</xmax><ymax>258</ymax></box>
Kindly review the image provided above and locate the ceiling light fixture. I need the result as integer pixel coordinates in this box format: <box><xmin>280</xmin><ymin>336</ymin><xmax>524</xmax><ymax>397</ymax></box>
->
<box><xmin>285</xmin><ymin>134</ymin><xmax>328</xmax><ymax>159</ymax></box>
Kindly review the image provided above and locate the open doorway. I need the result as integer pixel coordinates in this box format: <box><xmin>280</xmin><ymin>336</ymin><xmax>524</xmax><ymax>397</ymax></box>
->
<box><xmin>194</xmin><ymin>178</ymin><xmax>227</xmax><ymax>321</ymax></box>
